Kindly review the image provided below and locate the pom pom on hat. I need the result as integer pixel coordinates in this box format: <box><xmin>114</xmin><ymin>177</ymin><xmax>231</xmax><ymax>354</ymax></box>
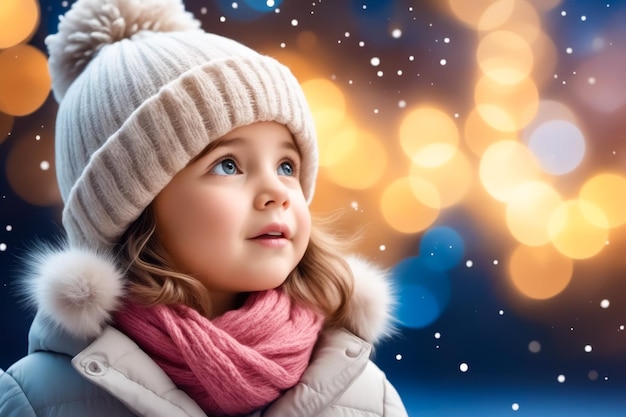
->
<box><xmin>25</xmin><ymin>246</ymin><xmax>125</xmax><ymax>338</ymax></box>
<box><xmin>46</xmin><ymin>0</ymin><xmax>201</xmax><ymax>101</ymax></box>
<box><xmin>47</xmin><ymin>0</ymin><xmax>318</xmax><ymax>252</ymax></box>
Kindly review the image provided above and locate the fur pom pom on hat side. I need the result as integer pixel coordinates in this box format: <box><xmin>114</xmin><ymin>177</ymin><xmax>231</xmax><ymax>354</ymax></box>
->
<box><xmin>342</xmin><ymin>256</ymin><xmax>398</xmax><ymax>344</ymax></box>
<box><xmin>25</xmin><ymin>246</ymin><xmax>124</xmax><ymax>339</ymax></box>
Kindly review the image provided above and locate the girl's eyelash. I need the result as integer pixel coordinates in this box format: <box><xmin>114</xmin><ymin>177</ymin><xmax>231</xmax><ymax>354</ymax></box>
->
<box><xmin>210</xmin><ymin>153</ymin><xmax>237</xmax><ymax>168</ymax></box>
<box><xmin>206</xmin><ymin>152</ymin><xmax>300</xmax><ymax>174</ymax></box>
<box><xmin>281</xmin><ymin>156</ymin><xmax>300</xmax><ymax>175</ymax></box>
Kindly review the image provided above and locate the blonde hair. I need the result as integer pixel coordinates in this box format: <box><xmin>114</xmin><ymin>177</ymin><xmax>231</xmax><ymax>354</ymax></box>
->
<box><xmin>116</xmin><ymin>205</ymin><xmax>355</xmax><ymax>327</ymax></box>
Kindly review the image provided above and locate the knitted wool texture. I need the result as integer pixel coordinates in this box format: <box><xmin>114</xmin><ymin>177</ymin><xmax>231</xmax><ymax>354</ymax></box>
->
<box><xmin>45</xmin><ymin>0</ymin><xmax>318</xmax><ymax>252</ymax></box>
<box><xmin>114</xmin><ymin>289</ymin><xmax>323</xmax><ymax>416</ymax></box>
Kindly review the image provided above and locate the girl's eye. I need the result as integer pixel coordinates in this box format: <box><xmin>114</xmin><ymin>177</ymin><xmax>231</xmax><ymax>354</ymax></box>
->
<box><xmin>277</xmin><ymin>161</ymin><xmax>295</xmax><ymax>177</ymax></box>
<box><xmin>211</xmin><ymin>158</ymin><xmax>238</xmax><ymax>175</ymax></box>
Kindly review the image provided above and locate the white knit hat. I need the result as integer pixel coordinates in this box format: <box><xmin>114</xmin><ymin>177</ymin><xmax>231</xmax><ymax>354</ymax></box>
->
<box><xmin>46</xmin><ymin>0</ymin><xmax>318</xmax><ymax>251</ymax></box>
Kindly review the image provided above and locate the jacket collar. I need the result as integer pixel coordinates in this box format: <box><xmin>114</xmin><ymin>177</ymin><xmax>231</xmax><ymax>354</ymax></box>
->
<box><xmin>25</xmin><ymin>244</ymin><xmax>397</xmax><ymax>344</ymax></box>
<box><xmin>71</xmin><ymin>326</ymin><xmax>369</xmax><ymax>417</ymax></box>
<box><xmin>263</xmin><ymin>328</ymin><xmax>371</xmax><ymax>416</ymax></box>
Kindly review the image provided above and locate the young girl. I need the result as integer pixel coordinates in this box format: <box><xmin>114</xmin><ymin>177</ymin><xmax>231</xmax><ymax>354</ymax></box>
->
<box><xmin>0</xmin><ymin>0</ymin><xmax>408</xmax><ymax>415</ymax></box>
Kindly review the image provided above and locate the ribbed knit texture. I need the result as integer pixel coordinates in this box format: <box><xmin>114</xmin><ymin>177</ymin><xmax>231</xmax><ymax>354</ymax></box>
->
<box><xmin>46</xmin><ymin>0</ymin><xmax>318</xmax><ymax>252</ymax></box>
<box><xmin>114</xmin><ymin>289</ymin><xmax>323</xmax><ymax>416</ymax></box>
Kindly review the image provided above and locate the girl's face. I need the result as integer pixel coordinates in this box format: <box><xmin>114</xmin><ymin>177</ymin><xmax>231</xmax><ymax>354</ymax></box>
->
<box><xmin>153</xmin><ymin>121</ymin><xmax>311</xmax><ymax>312</ymax></box>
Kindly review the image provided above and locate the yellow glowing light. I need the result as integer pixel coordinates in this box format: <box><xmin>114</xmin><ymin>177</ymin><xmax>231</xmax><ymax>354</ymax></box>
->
<box><xmin>408</xmin><ymin>176</ymin><xmax>442</xmax><ymax>209</ymax></box>
<box><xmin>399</xmin><ymin>106</ymin><xmax>459</xmax><ymax>167</ymax></box>
<box><xmin>463</xmin><ymin>108</ymin><xmax>516</xmax><ymax>157</ymax></box>
<box><xmin>270</xmin><ymin>50</ymin><xmax>320</xmax><ymax>82</ymax></box>
<box><xmin>0</xmin><ymin>45</ymin><xmax>51</xmax><ymax>116</ymax></box>
<box><xmin>301</xmin><ymin>78</ymin><xmax>353</xmax><ymax>168</ymax></box>
<box><xmin>479</xmin><ymin>0</ymin><xmax>541</xmax><ymax>43</ymax></box>
<box><xmin>508</xmin><ymin>244</ymin><xmax>573</xmax><ymax>300</ymax></box>
<box><xmin>479</xmin><ymin>140</ymin><xmax>542</xmax><ymax>202</ymax></box>
<box><xmin>380</xmin><ymin>177</ymin><xmax>440</xmax><ymax>233</ymax></box>
<box><xmin>325</xmin><ymin>130</ymin><xmax>386</xmax><ymax>189</ymax></box>
<box><xmin>548</xmin><ymin>200</ymin><xmax>609</xmax><ymax>259</ymax></box>
<box><xmin>316</xmin><ymin>117</ymin><xmax>357</xmax><ymax>167</ymax></box>
<box><xmin>410</xmin><ymin>148</ymin><xmax>472</xmax><ymax>208</ymax></box>
<box><xmin>475</xmin><ymin>0</ymin><xmax>515</xmax><ymax>31</ymax></box>
<box><xmin>474</xmin><ymin>75</ymin><xmax>539</xmax><ymax>132</ymax></box>
<box><xmin>580</xmin><ymin>173</ymin><xmax>626</xmax><ymax>228</ymax></box>
<box><xmin>506</xmin><ymin>181</ymin><xmax>562</xmax><ymax>246</ymax></box>
<box><xmin>477</xmin><ymin>30</ymin><xmax>534</xmax><ymax>85</ymax></box>
<box><xmin>0</xmin><ymin>0</ymin><xmax>40</xmax><ymax>49</ymax></box>
<box><xmin>448</xmin><ymin>0</ymin><xmax>514</xmax><ymax>29</ymax></box>
<box><xmin>301</xmin><ymin>78</ymin><xmax>346</xmax><ymax>132</ymax></box>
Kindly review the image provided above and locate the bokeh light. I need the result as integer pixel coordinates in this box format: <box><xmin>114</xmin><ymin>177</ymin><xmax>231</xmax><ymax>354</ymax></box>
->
<box><xmin>380</xmin><ymin>177</ymin><xmax>440</xmax><ymax>233</ymax></box>
<box><xmin>0</xmin><ymin>44</ymin><xmax>51</xmax><ymax>116</ymax></box>
<box><xmin>579</xmin><ymin>173</ymin><xmax>626</xmax><ymax>228</ymax></box>
<box><xmin>324</xmin><ymin>129</ymin><xmax>386</xmax><ymax>189</ymax></box>
<box><xmin>392</xmin><ymin>256</ymin><xmax>451</xmax><ymax>328</ymax></box>
<box><xmin>301</xmin><ymin>78</ymin><xmax>346</xmax><ymax>138</ymax></box>
<box><xmin>474</xmin><ymin>75</ymin><xmax>539</xmax><ymax>132</ymax></box>
<box><xmin>474</xmin><ymin>0</ymin><xmax>516</xmax><ymax>32</ymax></box>
<box><xmin>463</xmin><ymin>107</ymin><xmax>516</xmax><ymax>157</ymax></box>
<box><xmin>448</xmin><ymin>0</ymin><xmax>514</xmax><ymax>30</ymax></box>
<box><xmin>419</xmin><ymin>226</ymin><xmax>465</xmax><ymax>271</ymax></box>
<box><xmin>508</xmin><ymin>244</ymin><xmax>573</xmax><ymax>299</ymax></box>
<box><xmin>527</xmin><ymin>120</ymin><xmax>586</xmax><ymax>175</ymax></box>
<box><xmin>316</xmin><ymin>118</ymin><xmax>358</xmax><ymax>168</ymax></box>
<box><xmin>399</xmin><ymin>107</ymin><xmax>459</xmax><ymax>167</ymax></box>
<box><xmin>522</xmin><ymin>100</ymin><xmax>578</xmax><ymax>141</ymax></box>
<box><xmin>477</xmin><ymin>30</ymin><xmax>534</xmax><ymax>85</ymax></box>
<box><xmin>301</xmin><ymin>78</ymin><xmax>359</xmax><ymax>169</ymax></box>
<box><xmin>506</xmin><ymin>181</ymin><xmax>562</xmax><ymax>246</ymax></box>
<box><xmin>478</xmin><ymin>0</ymin><xmax>541</xmax><ymax>42</ymax></box>
<box><xmin>479</xmin><ymin>140</ymin><xmax>542</xmax><ymax>202</ymax></box>
<box><xmin>548</xmin><ymin>200</ymin><xmax>609</xmax><ymax>259</ymax></box>
<box><xmin>0</xmin><ymin>0</ymin><xmax>40</xmax><ymax>49</ymax></box>
<box><xmin>409</xmin><ymin>148</ymin><xmax>472</xmax><ymax>208</ymax></box>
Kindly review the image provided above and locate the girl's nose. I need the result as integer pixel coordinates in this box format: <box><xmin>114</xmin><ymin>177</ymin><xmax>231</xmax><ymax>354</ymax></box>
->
<box><xmin>254</xmin><ymin>172</ymin><xmax>290</xmax><ymax>210</ymax></box>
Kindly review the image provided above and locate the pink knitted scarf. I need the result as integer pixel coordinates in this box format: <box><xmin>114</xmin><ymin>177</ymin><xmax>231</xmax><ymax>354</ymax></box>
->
<box><xmin>114</xmin><ymin>289</ymin><xmax>323</xmax><ymax>416</ymax></box>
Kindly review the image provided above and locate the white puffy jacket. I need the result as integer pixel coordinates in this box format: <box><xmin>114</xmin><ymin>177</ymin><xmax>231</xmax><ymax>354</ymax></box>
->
<box><xmin>0</xmin><ymin>247</ymin><xmax>408</xmax><ymax>416</ymax></box>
